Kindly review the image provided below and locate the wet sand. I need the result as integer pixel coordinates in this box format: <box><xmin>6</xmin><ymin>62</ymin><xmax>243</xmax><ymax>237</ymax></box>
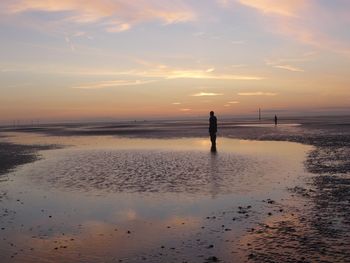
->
<box><xmin>0</xmin><ymin>116</ymin><xmax>350</xmax><ymax>262</ymax></box>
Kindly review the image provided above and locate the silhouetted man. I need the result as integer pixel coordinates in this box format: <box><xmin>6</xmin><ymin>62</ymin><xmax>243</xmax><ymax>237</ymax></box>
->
<box><xmin>209</xmin><ymin>111</ymin><xmax>217</xmax><ymax>151</ymax></box>
<box><xmin>274</xmin><ymin>115</ymin><xmax>278</xmax><ymax>126</ymax></box>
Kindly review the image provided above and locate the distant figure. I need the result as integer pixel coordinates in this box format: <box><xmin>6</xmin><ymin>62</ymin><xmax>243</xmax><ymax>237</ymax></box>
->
<box><xmin>209</xmin><ymin>111</ymin><xmax>217</xmax><ymax>151</ymax></box>
<box><xmin>274</xmin><ymin>115</ymin><xmax>278</xmax><ymax>126</ymax></box>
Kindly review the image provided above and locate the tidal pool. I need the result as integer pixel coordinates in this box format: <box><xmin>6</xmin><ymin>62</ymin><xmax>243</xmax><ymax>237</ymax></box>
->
<box><xmin>0</xmin><ymin>134</ymin><xmax>313</xmax><ymax>262</ymax></box>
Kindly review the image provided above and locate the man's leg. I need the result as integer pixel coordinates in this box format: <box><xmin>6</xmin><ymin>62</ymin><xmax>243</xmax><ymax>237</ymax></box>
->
<box><xmin>210</xmin><ymin>133</ymin><xmax>216</xmax><ymax>146</ymax></box>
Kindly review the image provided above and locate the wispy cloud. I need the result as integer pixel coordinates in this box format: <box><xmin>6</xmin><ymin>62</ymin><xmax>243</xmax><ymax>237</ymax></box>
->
<box><xmin>228</xmin><ymin>101</ymin><xmax>240</xmax><ymax>104</ymax></box>
<box><xmin>192</xmin><ymin>92</ymin><xmax>223</xmax><ymax>97</ymax></box>
<box><xmin>105</xmin><ymin>22</ymin><xmax>131</xmax><ymax>33</ymax></box>
<box><xmin>71</xmin><ymin>80</ymin><xmax>155</xmax><ymax>89</ymax></box>
<box><xmin>2</xmin><ymin>0</ymin><xmax>196</xmax><ymax>32</ymax></box>
<box><xmin>115</xmin><ymin>62</ymin><xmax>264</xmax><ymax>80</ymax></box>
<box><xmin>1</xmin><ymin>62</ymin><xmax>264</xmax><ymax>83</ymax></box>
<box><xmin>163</xmin><ymin>70</ymin><xmax>263</xmax><ymax>80</ymax></box>
<box><xmin>238</xmin><ymin>92</ymin><xmax>277</xmax><ymax>96</ymax></box>
<box><xmin>237</xmin><ymin>0</ymin><xmax>306</xmax><ymax>17</ymax></box>
<box><xmin>273</xmin><ymin>64</ymin><xmax>304</xmax><ymax>72</ymax></box>
<box><xmin>172</xmin><ymin>102</ymin><xmax>181</xmax><ymax>105</ymax></box>
<box><xmin>236</xmin><ymin>0</ymin><xmax>350</xmax><ymax>56</ymax></box>
<box><xmin>265</xmin><ymin>54</ymin><xmax>311</xmax><ymax>73</ymax></box>
<box><xmin>180</xmin><ymin>108</ymin><xmax>191</xmax><ymax>112</ymax></box>
<box><xmin>64</xmin><ymin>36</ymin><xmax>76</xmax><ymax>51</ymax></box>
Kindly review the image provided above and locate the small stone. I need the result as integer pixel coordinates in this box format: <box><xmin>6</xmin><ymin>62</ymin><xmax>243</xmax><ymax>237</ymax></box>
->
<box><xmin>207</xmin><ymin>256</ymin><xmax>219</xmax><ymax>262</ymax></box>
<box><xmin>248</xmin><ymin>253</ymin><xmax>256</xmax><ymax>259</ymax></box>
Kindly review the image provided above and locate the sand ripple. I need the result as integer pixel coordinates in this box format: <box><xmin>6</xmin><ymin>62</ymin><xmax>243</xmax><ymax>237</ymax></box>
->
<box><xmin>23</xmin><ymin>149</ymin><xmax>280</xmax><ymax>194</ymax></box>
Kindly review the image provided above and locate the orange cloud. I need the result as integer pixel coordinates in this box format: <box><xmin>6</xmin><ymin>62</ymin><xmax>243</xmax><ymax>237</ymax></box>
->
<box><xmin>105</xmin><ymin>62</ymin><xmax>264</xmax><ymax>80</ymax></box>
<box><xmin>238</xmin><ymin>92</ymin><xmax>277</xmax><ymax>96</ymax></box>
<box><xmin>72</xmin><ymin>79</ymin><xmax>155</xmax><ymax>89</ymax></box>
<box><xmin>238</xmin><ymin>0</ymin><xmax>306</xmax><ymax>17</ymax></box>
<box><xmin>192</xmin><ymin>92</ymin><xmax>223</xmax><ymax>97</ymax></box>
<box><xmin>237</xmin><ymin>0</ymin><xmax>350</xmax><ymax>56</ymax></box>
<box><xmin>273</xmin><ymin>65</ymin><xmax>304</xmax><ymax>72</ymax></box>
<box><xmin>3</xmin><ymin>0</ymin><xmax>196</xmax><ymax>32</ymax></box>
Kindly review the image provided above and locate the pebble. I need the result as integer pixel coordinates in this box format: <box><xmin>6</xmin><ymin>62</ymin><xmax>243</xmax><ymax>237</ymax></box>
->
<box><xmin>207</xmin><ymin>256</ymin><xmax>219</xmax><ymax>262</ymax></box>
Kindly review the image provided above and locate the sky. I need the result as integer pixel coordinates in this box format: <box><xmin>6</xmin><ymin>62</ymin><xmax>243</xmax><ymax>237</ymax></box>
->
<box><xmin>1</xmin><ymin>0</ymin><xmax>350</xmax><ymax>123</ymax></box>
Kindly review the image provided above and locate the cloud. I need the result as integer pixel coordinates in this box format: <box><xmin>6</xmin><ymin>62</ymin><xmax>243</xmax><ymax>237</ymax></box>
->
<box><xmin>265</xmin><ymin>54</ymin><xmax>314</xmax><ymax>72</ymax></box>
<box><xmin>192</xmin><ymin>92</ymin><xmax>224</xmax><ymax>97</ymax></box>
<box><xmin>172</xmin><ymin>102</ymin><xmax>181</xmax><ymax>105</ymax></box>
<box><xmin>1</xmin><ymin>61</ymin><xmax>264</xmax><ymax>82</ymax></box>
<box><xmin>91</xmin><ymin>60</ymin><xmax>263</xmax><ymax>80</ymax></box>
<box><xmin>115</xmin><ymin>62</ymin><xmax>264</xmax><ymax>80</ymax></box>
<box><xmin>71</xmin><ymin>79</ymin><xmax>155</xmax><ymax>89</ymax></box>
<box><xmin>217</xmin><ymin>0</ymin><xmax>230</xmax><ymax>8</ymax></box>
<box><xmin>273</xmin><ymin>64</ymin><xmax>304</xmax><ymax>72</ymax></box>
<box><xmin>64</xmin><ymin>36</ymin><xmax>76</xmax><ymax>51</ymax></box>
<box><xmin>105</xmin><ymin>22</ymin><xmax>131</xmax><ymax>33</ymax></box>
<box><xmin>231</xmin><ymin>64</ymin><xmax>247</xmax><ymax>68</ymax></box>
<box><xmin>2</xmin><ymin>0</ymin><xmax>196</xmax><ymax>32</ymax></box>
<box><xmin>180</xmin><ymin>108</ymin><xmax>191</xmax><ymax>111</ymax></box>
<box><xmin>237</xmin><ymin>0</ymin><xmax>306</xmax><ymax>17</ymax></box>
<box><xmin>236</xmin><ymin>0</ymin><xmax>350</xmax><ymax>56</ymax></box>
<box><xmin>228</xmin><ymin>101</ymin><xmax>240</xmax><ymax>104</ymax></box>
<box><xmin>163</xmin><ymin>70</ymin><xmax>263</xmax><ymax>80</ymax></box>
<box><xmin>238</xmin><ymin>92</ymin><xmax>277</xmax><ymax>96</ymax></box>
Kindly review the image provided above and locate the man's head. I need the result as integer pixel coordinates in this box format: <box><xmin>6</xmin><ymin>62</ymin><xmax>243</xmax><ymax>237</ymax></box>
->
<box><xmin>210</xmin><ymin>111</ymin><xmax>214</xmax><ymax>116</ymax></box>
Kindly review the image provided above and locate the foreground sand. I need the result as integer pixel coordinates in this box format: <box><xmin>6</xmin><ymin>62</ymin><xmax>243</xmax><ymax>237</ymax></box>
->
<box><xmin>0</xmin><ymin>117</ymin><xmax>349</xmax><ymax>262</ymax></box>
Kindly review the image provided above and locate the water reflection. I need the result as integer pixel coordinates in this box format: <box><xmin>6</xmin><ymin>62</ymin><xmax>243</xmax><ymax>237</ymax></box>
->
<box><xmin>210</xmin><ymin>151</ymin><xmax>219</xmax><ymax>198</ymax></box>
<box><xmin>0</xmin><ymin>134</ymin><xmax>313</xmax><ymax>262</ymax></box>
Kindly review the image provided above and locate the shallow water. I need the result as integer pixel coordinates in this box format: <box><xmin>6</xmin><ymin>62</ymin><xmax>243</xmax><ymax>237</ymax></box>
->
<box><xmin>0</xmin><ymin>134</ymin><xmax>313</xmax><ymax>262</ymax></box>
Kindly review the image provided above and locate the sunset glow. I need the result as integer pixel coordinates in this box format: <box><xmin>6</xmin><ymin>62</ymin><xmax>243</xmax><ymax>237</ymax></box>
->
<box><xmin>1</xmin><ymin>0</ymin><xmax>350</xmax><ymax>123</ymax></box>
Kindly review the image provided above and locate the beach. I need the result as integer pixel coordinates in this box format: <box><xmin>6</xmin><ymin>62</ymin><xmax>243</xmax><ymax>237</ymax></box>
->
<box><xmin>0</xmin><ymin>116</ymin><xmax>349</xmax><ymax>262</ymax></box>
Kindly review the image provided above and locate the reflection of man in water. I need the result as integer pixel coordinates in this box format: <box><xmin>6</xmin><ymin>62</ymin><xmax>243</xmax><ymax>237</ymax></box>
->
<box><xmin>209</xmin><ymin>111</ymin><xmax>217</xmax><ymax>151</ymax></box>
